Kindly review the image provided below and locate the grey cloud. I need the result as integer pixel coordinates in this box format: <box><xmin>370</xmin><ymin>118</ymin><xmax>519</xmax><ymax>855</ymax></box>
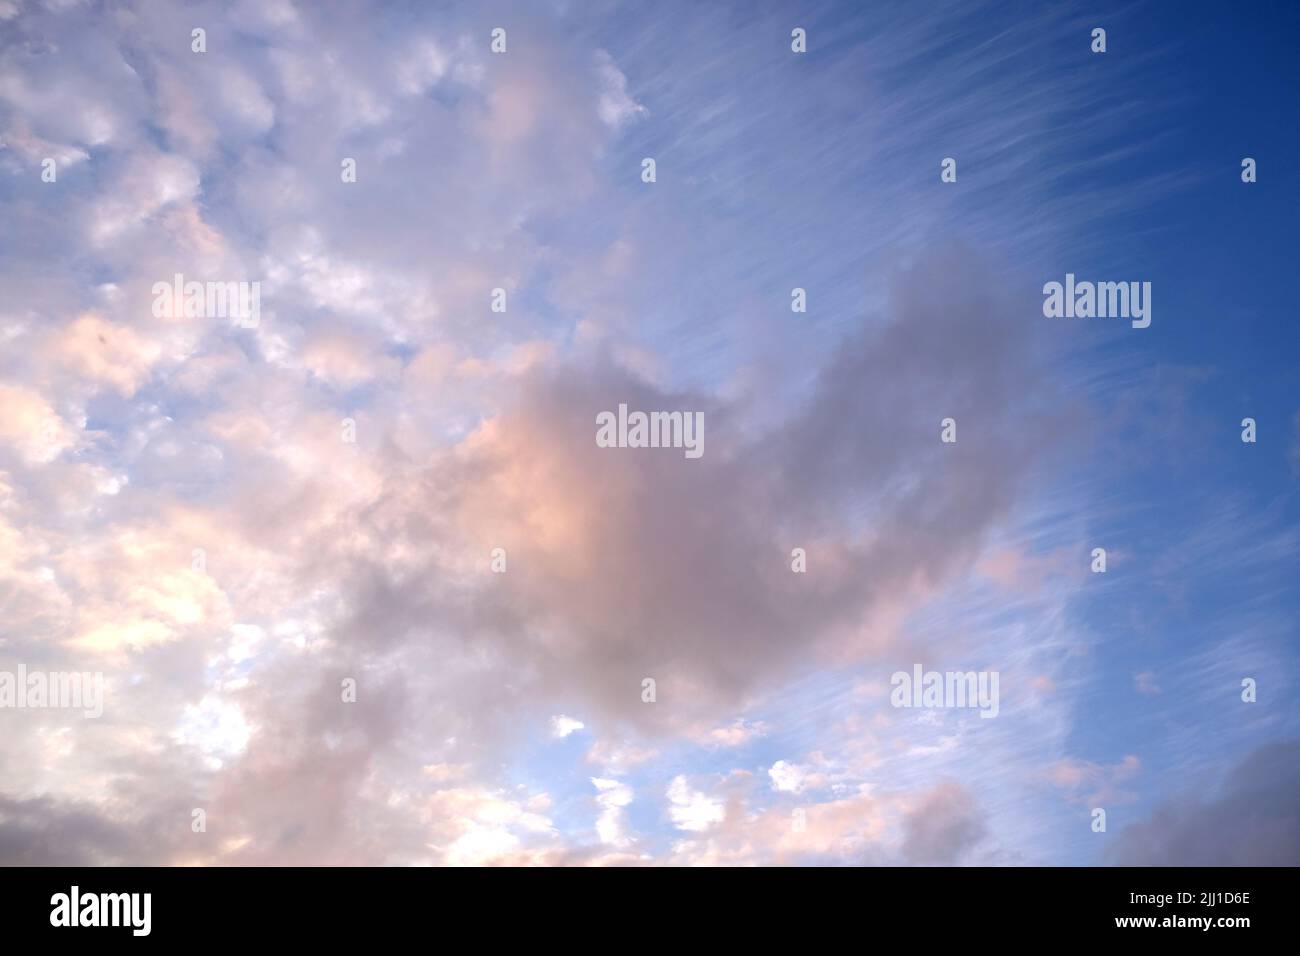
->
<box><xmin>0</xmin><ymin>787</ymin><xmax>194</xmax><ymax>866</ymax></box>
<box><xmin>319</xmin><ymin>246</ymin><xmax>1071</xmax><ymax>741</ymax></box>
<box><xmin>1107</xmin><ymin>740</ymin><xmax>1300</xmax><ymax>866</ymax></box>
<box><xmin>900</xmin><ymin>780</ymin><xmax>988</xmax><ymax>865</ymax></box>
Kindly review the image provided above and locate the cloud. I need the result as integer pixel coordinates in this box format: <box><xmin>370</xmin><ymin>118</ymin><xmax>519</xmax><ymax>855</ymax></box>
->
<box><xmin>1045</xmin><ymin>755</ymin><xmax>1142</xmax><ymax>807</ymax></box>
<box><xmin>666</xmin><ymin>776</ymin><xmax>725</xmax><ymax>833</ymax></box>
<box><xmin>591</xmin><ymin>777</ymin><xmax>634</xmax><ymax>847</ymax></box>
<box><xmin>423</xmin><ymin>786</ymin><xmax>557</xmax><ymax>866</ymax></box>
<box><xmin>1</xmin><ymin>0</ymin><xmax>1266</xmax><ymax>870</ymax></box>
<box><xmin>0</xmin><ymin>384</ymin><xmax>75</xmax><ymax>463</ymax></box>
<box><xmin>1107</xmin><ymin>741</ymin><xmax>1300</xmax><ymax>866</ymax></box>
<box><xmin>900</xmin><ymin>780</ymin><xmax>987</xmax><ymax>865</ymax></box>
<box><xmin>50</xmin><ymin>313</ymin><xmax>162</xmax><ymax>397</ymax></box>
<box><xmin>550</xmin><ymin>715</ymin><xmax>586</xmax><ymax>739</ymax></box>
<box><xmin>348</xmin><ymin>245</ymin><xmax>1067</xmax><ymax>743</ymax></box>
<box><xmin>0</xmin><ymin>793</ymin><xmax>185</xmax><ymax>866</ymax></box>
<box><xmin>768</xmin><ymin>760</ymin><xmax>808</xmax><ymax>794</ymax></box>
<box><xmin>663</xmin><ymin>772</ymin><xmax>898</xmax><ymax>865</ymax></box>
<box><xmin>594</xmin><ymin>50</ymin><xmax>646</xmax><ymax>128</ymax></box>
<box><xmin>697</xmin><ymin>719</ymin><xmax>768</xmax><ymax>748</ymax></box>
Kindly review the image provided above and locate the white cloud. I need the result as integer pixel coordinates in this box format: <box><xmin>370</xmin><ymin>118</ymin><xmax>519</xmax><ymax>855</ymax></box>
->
<box><xmin>173</xmin><ymin>693</ymin><xmax>253</xmax><ymax>767</ymax></box>
<box><xmin>666</xmin><ymin>775</ymin><xmax>725</xmax><ymax>832</ymax></box>
<box><xmin>768</xmin><ymin>760</ymin><xmax>807</xmax><ymax>794</ymax></box>
<box><xmin>594</xmin><ymin>51</ymin><xmax>646</xmax><ymax>128</ymax></box>
<box><xmin>591</xmin><ymin>777</ymin><xmax>634</xmax><ymax>847</ymax></box>
<box><xmin>550</xmin><ymin>715</ymin><xmax>586</xmax><ymax>739</ymax></box>
<box><xmin>425</xmin><ymin>787</ymin><xmax>557</xmax><ymax>866</ymax></box>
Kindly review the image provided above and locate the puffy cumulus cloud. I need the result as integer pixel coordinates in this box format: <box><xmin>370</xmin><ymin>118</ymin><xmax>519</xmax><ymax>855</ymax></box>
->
<box><xmin>768</xmin><ymin>760</ymin><xmax>808</xmax><ymax>794</ymax></box>
<box><xmin>666</xmin><ymin>775</ymin><xmax>726</xmax><ymax>833</ymax></box>
<box><xmin>1107</xmin><ymin>741</ymin><xmax>1300</xmax><ymax>867</ymax></box>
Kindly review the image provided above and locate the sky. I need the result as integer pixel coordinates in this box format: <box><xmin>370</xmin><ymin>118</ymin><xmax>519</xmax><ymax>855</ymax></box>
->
<box><xmin>0</xmin><ymin>0</ymin><xmax>1297</xmax><ymax>866</ymax></box>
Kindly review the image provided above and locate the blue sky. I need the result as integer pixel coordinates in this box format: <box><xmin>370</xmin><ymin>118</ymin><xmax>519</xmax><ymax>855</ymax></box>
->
<box><xmin>0</xmin><ymin>0</ymin><xmax>1296</xmax><ymax>865</ymax></box>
